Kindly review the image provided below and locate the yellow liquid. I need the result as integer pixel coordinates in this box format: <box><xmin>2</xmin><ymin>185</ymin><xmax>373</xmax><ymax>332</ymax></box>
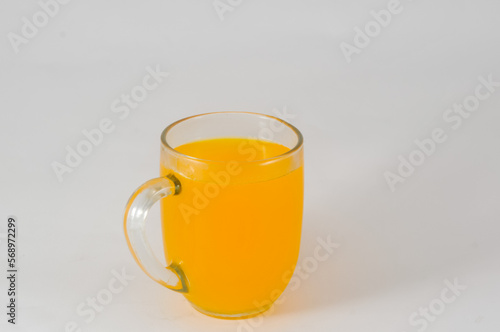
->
<box><xmin>160</xmin><ymin>138</ymin><xmax>303</xmax><ymax>317</ymax></box>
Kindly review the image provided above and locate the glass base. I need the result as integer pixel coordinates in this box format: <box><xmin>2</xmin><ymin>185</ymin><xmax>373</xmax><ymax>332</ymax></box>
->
<box><xmin>190</xmin><ymin>302</ymin><xmax>272</xmax><ymax>320</ymax></box>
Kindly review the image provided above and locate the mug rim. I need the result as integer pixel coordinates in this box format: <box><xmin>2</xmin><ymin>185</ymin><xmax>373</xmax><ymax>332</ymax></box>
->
<box><xmin>161</xmin><ymin>111</ymin><xmax>304</xmax><ymax>164</ymax></box>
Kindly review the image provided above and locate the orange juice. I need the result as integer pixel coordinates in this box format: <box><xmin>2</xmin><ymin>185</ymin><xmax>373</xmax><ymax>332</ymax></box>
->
<box><xmin>160</xmin><ymin>138</ymin><xmax>303</xmax><ymax>316</ymax></box>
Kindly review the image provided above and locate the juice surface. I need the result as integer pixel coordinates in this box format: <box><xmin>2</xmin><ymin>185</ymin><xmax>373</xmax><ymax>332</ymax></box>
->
<box><xmin>160</xmin><ymin>138</ymin><xmax>303</xmax><ymax>316</ymax></box>
<box><xmin>174</xmin><ymin>137</ymin><xmax>290</xmax><ymax>161</ymax></box>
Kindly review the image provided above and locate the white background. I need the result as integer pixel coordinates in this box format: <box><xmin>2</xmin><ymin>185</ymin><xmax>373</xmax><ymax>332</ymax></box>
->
<box><xmin>1</xmin><ymin>0</ymin><xmax>500</xmax><ymax>331</ymax></box>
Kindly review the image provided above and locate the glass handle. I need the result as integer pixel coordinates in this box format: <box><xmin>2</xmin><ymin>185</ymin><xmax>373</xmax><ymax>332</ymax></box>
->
<box><xmin>123</xmin><ymin>176</ymin><xmax>188</xmax><ymax>292</ymax></box>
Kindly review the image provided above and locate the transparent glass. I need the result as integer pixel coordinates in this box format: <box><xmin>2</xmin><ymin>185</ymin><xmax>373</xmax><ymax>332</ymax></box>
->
<box><xmin>124</xmin><ymin>112</ymin><xmax>304</xmax><ymax>319</ymax></box>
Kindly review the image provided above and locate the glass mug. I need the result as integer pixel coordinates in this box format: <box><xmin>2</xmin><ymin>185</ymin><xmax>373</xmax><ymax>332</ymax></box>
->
<box><xmin>124</xmin><ymin>112</ymin><xmax>304</xmax><ymax>319</ymax></box>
